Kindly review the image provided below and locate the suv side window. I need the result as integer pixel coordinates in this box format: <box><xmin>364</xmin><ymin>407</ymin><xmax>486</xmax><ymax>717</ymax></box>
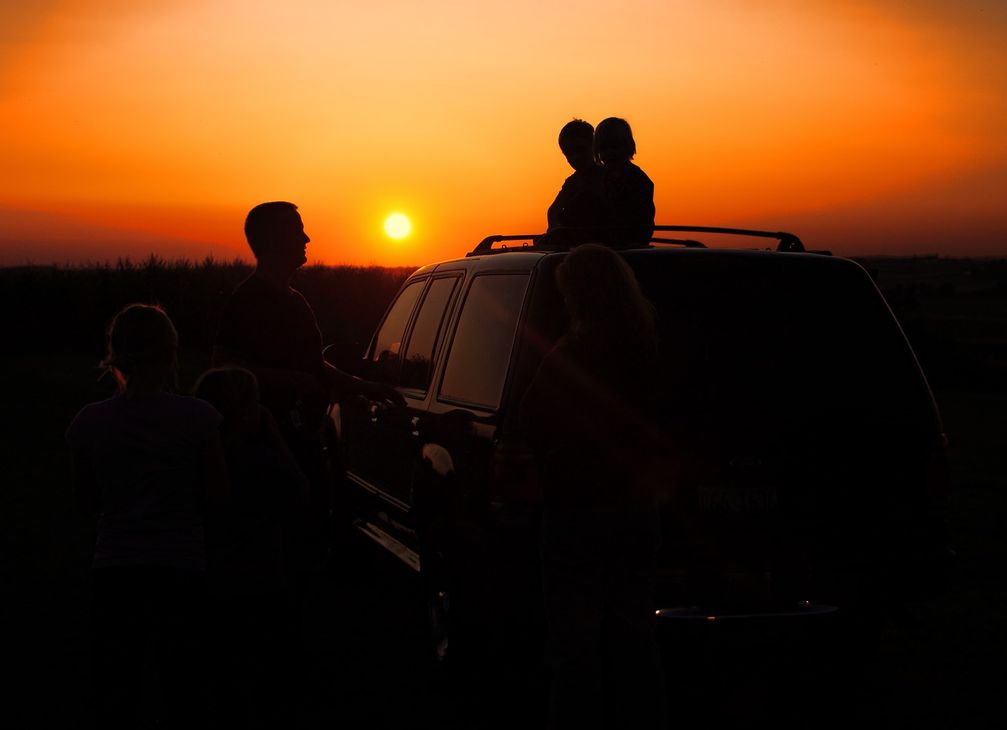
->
<box><xmin>371</xmin><ymin>279</ymin><xmax>424</xmax><ymax>383</ymax></box>
<box><xmin>400</xmin><ymin>276</ymin><xmax>459</xmax><ymax>392</ymax></box>
<box><xmin>439</xmin><ymin>273</ymin><xmax>529</xmax><ymax>410</ymax></box>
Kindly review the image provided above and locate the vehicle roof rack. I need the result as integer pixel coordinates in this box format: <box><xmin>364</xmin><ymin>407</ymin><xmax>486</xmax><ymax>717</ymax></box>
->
<box><xmin>467</xmin><ymin>225</ymin><xmax>807</xmax><ymax>256</ymax></box>
<box><xmin>653</xmin><ymin>226</ymin><xmax>805</xmax><ymax>252</ymax></box>
<box><xmin>468</xmin><ymin>234</ymin><xmax>542</xmax><ymax>256</ymax></box>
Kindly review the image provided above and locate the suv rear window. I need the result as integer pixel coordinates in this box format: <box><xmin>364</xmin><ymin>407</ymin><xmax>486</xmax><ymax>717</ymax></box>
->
<box><xmin>628</xmin><ymin>255</ymin><xmax>936</xmax><ymax>444</ymax></box>
<box><xmin>439</xmin><ymin>273</ymin><xmax>529</xmax><ymax>410</ymax></box>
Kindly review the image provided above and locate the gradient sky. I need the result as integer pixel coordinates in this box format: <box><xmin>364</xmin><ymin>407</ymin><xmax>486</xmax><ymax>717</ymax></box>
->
<box><xmin>1</xmin><ymin>0</ymin><xmax>1005</xmax><ymax>265</ymax></box>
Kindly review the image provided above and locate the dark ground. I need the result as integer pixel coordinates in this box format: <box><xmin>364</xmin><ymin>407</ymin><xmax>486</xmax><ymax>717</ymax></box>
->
<box><xmin>1</xmin><ymin>256</ymin><xmax>1005</xmax><ymax>728</ymax></box>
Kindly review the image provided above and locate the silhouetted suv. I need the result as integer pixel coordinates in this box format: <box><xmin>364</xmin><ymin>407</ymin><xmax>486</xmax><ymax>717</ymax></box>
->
<box><xmin>333</xmin><ymin>226</ymin><xmax>949</xmax><ymax>661</ymax></box>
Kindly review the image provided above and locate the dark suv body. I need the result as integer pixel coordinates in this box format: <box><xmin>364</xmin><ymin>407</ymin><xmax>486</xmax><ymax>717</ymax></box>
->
<box><xmin>336</xmin><ymin>228</ymin><xmax>948</xmax><ymax>657</ymax></box>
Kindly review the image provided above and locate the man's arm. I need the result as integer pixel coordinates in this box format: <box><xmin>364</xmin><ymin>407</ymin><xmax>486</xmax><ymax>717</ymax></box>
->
<box><xmin>322</xmin><ymin>360</ymin><xmax>406</xmax><ymax>407</ymax></box>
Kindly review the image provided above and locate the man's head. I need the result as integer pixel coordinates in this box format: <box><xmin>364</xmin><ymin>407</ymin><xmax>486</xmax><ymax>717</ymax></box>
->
<box><xmin>244</xmin><ymin>201</ymin><xmax>310</xmax><ymax>270</ymax></box>
<box><xmin>558</xmin><ymin>119</ymin><xmax>595</xmax><ymax>172</ymax></box>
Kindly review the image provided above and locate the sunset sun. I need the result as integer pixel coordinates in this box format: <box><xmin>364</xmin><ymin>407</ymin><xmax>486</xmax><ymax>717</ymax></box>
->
<box><xmin>384</xmin><ymin>213</ymin><xmax>412</xmax><ymax>240</ymax></box>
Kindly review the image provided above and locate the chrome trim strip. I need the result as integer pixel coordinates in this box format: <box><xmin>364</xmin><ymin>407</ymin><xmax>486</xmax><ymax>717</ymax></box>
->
<box><xmin>355</xmin><ymin>520</ymin><xmax>421</xmax><ymax>572</ymax></box>
<box><xmin>656</xmin><ymin>605</ymin><xmax>838</xmax><ymax>621</ymax></box>
<box><xmin>345</xmin><ymin>471</ymin><xmax>412</xmax><ymax>513</ymax></box>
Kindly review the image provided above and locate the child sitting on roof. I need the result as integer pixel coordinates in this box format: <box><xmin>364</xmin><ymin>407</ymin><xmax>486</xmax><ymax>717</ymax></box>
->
<box><xmin>595</xmin><ymin>117</ymin><xmax>655</xmax><ymax>248</ymax></box>
<box><xmin>541</xmin><ymin>119</ymin><xmax>606</xmax><ymax>248</ymax></box>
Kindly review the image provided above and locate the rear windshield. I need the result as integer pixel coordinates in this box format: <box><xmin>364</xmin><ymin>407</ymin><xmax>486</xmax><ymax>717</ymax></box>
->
<box><xmin>628</xmin><ymin>253</ymin><xmax>938</xmax><ymax>442</ymax></box>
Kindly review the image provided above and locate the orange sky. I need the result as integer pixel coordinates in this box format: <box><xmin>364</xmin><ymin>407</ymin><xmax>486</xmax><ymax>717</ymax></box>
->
<box><xmin>1</xmin><ymin>0</ymin><xmax>1005</xmax><ymax>265</ymax></box>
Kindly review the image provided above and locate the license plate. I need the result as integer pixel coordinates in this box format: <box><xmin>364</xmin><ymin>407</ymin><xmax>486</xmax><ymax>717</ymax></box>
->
<box><xmin>698</xmin><ymin>484</ymin><xmax>779</xmax><ymax>514</ymax></box>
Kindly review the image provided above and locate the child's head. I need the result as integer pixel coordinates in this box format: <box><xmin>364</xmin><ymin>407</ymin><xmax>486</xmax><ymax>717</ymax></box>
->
<box><xmin>193</xmin><ymin>367</ymin><xmax>261</xmax><ymax>434</ymax></box>
<box><xmin>593</xmin><ymin>117</ymin><xmax>637</xmax><ymax>167</ymax></box>
<box><xmin>558</xmin><ymin>119</ymin><xmax>595</xmax><ymax>171</ymax></box>
<box><xmin>101</xmin><ymin>304</ymin><xmax>178</xmax><ymax>391</ymax></box>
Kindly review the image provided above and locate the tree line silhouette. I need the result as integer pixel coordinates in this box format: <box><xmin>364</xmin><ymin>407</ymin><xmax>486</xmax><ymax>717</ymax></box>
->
<box><xmin>0</xmin><ymin>256</ymin><xmax>413</xmax><ymax>359</ymax></box>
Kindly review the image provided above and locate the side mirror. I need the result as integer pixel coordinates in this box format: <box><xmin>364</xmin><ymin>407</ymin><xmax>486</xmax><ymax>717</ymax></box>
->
<box><xmin>323</xmin><ymin>342</ymin><xmax>367</xmax><ymax>377</ymax></box>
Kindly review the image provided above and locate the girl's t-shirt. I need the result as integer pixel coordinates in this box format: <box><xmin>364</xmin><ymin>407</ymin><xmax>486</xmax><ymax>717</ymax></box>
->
<box><xmin>66</xmin><ymin>393</ymin><xmax>222</xmax><ymax>570</ymax></box>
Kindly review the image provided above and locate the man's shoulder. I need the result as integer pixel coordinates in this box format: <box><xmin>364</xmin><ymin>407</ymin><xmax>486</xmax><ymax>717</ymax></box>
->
<box><xmin>217</xmin><ymin>275</ymin><xmax>264</xmax><ymax>345</ymax></box>
<box><xmin>225</xmin><ymin>273</ymin><xmax>268</xmax><ymax>302</ymax></box>
<box><xmin>220</xmin><ymin>274</ymin><xmax>305</xmax><ymax>322</ymax></box>
<box><xmin>287</xmin><ymin>285</ymin><xmax>312</xmax><ymax>306</ymax></box>
<box><xmin>229</xmin><ymin>274</ymin><xmax>310</xmax><ymax>306</ymax></box>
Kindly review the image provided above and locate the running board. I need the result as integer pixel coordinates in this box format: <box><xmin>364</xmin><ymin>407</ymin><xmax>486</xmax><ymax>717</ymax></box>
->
<box><xmin>354</xmin><ymin>519</ymin><xmax>421</xmax><ymax>572</ymax></box>
<box><xmin>345</xmin><ymin>471</ymin><xmax>412</xmax><ymax>513</ymax></box>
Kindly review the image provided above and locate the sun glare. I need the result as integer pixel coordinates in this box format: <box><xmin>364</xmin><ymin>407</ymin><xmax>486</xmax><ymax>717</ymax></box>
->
<box><xmin>384</xmin><ymin>212</ymin><xmax>412</xmax><ymax>240</ymax></box>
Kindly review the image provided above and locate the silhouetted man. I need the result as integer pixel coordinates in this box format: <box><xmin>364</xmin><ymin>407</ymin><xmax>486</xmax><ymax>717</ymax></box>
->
<box><xmin>545</xmin><ymin>119</ymin><xmax>605</xmax><ymax>244</ymax></box>
<box><xmin>213</xmin><ymin>201</ymin><xmax>401</xmax><ymax>567</ymax></box>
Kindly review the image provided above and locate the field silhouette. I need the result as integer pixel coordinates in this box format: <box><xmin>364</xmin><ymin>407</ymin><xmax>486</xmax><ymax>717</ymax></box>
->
<box><xmin>2</xmin><ymin>254</ymin><xmax>1005</xmax><ymax>727</ymax></box>
<box><xmin>0</xmin><ymin>256</ymin><xmax>414</xmax><ymax>357</ymax></box>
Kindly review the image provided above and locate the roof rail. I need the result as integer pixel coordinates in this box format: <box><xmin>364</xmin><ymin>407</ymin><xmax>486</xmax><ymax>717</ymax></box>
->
<box><xmin>652</xmin><ymin>226</ymin><xmax>805</xmax><ymax>252</ymax></box>
<box><xmin>468</xmin><ymin>234</ymin><xmax>541</xmax><ymax>256</ymax></box>
<box><xmin>651</xmin><ymin>236</ymin><xmax>706</xmax><ymax>248</ymax></box>
<box><xmin>466</xmin><ymin>225</ymin><xmax>806</xmax><ymax>256</ymax></box>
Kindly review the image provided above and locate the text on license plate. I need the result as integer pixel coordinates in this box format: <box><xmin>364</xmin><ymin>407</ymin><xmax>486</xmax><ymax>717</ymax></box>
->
<box><xmin>698</xmin><ymin>484</ymin><xmax>779</xmax><ymax>514</ymax></box>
